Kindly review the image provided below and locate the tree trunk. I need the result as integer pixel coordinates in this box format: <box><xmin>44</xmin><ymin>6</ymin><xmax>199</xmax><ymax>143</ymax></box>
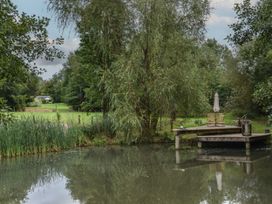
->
<box><xmin>151</xmin><ymin>114</ymin><xmax>159</xmax><ymax>136</ymax></box>
<box><xmin>102</xmin><ymin>95</ymin><xmax>109</xmax><ymax>119</ymax></box>
<box><xmin>140</xmin><ymin>114</ymin><xmax>152</xmax><ymax>143</ymax></box>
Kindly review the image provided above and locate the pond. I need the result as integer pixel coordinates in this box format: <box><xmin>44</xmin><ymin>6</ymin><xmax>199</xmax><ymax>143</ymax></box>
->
<box><xmin>0</xmin><ymin>145</ymin><xmax>271</xmax><ymax>204</ymax></box>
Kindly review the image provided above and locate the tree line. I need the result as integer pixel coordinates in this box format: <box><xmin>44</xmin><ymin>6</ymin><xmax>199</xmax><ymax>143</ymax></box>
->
<box><xmin>1</xmin><ymin>0</ymin><xmax>272</xmax><ymax>141</ymax></box>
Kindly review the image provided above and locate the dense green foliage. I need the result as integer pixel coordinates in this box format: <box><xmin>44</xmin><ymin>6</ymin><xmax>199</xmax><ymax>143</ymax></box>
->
<box><xmin>49</xmin><ymin>0</ymin><xmax>130</xmax><ymax>115</ymax></box>
<box><xmin>40</xmin><ymin>74</ymin><xmax>63</xmax><ymax>103</ymax></box>
<box><xmin>228</xmin><ymin>0</ymin><xmax>272</xmax><ymax>115</ymax></box>
<box><xmin>0</xmin><ymin>98</ymin><xmax>15</xmax><ymax>125</ymax></box>
<box><xmin>198</xmin><ymin>39</ymin><xmax>234</xmax><ymax>108</ymax></box>
<box><xmin>0</xmin><ymin>0</ymin><xmax>63</xmax><ymax>110</ymax></box>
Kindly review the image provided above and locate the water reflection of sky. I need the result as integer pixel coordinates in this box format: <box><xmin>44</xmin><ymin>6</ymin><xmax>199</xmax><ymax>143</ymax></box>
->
<box><xmin>22</xmin><ymin>175</ymin><xmax>79</xmax><ymax>204</ymax></box>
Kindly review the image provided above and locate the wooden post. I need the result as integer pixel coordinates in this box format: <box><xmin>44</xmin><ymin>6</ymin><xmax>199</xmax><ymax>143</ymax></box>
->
<box><xmin>265</xmin><ymin>129</ymin><xmax>271</xmax><ymax>145</ymax></box>
<box><xmin>175</xmin><ymin>134</ymin><xmax>180</xmax><ymax>150</ymax></box>
<box><xmin>245</xmin><ymin>142</ymin><xmax>250</xmax><ymax>150</ymax></box>
<box><xmin>246</xmin><ymin>149</ymin><xmax>250</xmax><ymax>156</ymax></box>
<box><xmin>175</xmin><ymin>150</ymin><xmax>180</xmax><ymax>164</ymax></box>
<box><xmin>198</xmin><ymin>141</ymin><xmax>202</xmax><ymax>149</ymax></box>
<box><xmin>245</xmin><ymin>163</ymin><xmax>252</xmax><ymax>175</ymax></box>
<box><xmin>78</xmin><ymin>115</ymin><xmax>81</xmax><ymax>124</ymax></box>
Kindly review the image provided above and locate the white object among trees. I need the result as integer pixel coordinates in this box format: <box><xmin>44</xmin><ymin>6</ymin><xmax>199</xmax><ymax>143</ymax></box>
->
<box><xmin>213</xmin><ymin>92</ymin><xmax>220</xmax><ymax>112</ymax></box>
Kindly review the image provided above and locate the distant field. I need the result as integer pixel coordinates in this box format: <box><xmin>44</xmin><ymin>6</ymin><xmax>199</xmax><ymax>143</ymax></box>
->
<box><xmin>14</xmin><ymin>103</ymin><xmax>101</xmax><ymax>124</ymax></box>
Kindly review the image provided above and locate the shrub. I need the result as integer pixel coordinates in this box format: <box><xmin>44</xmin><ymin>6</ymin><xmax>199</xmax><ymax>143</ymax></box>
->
<box><xmin>0</xmin><ymin>99</ymin><xmax>15</xmax><ymax>126</ymax></box>
<box><xmin>82</xmin><ymin>117</ymin><xmax>116</xmax><ymax>139</ymax></box>
<box><xmin>92</xmin><ymin>137</ymin><xmax>107</xmax><ymax>146</ymax></box>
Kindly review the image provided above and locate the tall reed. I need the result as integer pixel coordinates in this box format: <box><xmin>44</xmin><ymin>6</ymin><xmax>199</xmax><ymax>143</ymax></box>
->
<box><xmin>0</xmin><ymin>117</ymin><xmax>84</xmax><ymax>158</ymax></box>
<box><xmin>82</xmin><ymin>116</ymin><xmax>116</xmax><ymax>139</ymax></box>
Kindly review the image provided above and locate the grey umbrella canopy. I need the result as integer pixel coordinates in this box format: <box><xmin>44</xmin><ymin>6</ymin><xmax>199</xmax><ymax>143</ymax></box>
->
<box><xmin>213</xmin><ymin>92</ymin><xmax>220</xmax><ymax>112</ymax></box>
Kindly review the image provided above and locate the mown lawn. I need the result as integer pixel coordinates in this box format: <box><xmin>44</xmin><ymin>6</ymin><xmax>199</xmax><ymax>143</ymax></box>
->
<box><xmin>14</xmin><ymin>103</ymin><xmax>101</xmax><ymax>124</ymax></box>
<box><xmin>159</xmin><ymin>113</ymin><xmax>270</xmax><ymax>140</ymax></box>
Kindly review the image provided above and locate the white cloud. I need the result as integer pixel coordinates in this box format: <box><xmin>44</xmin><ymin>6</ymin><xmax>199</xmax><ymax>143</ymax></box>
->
<box><xmin>210</xmin><ymin>0</ymin><xmax>258</xmax><ymax>9</ymax></box>
<box><xmin>207</xmin><ymin>0</ymin><xmax>259</xmax><ymax>26</ymax></box>
<box><xmin>61</xmin><ymin>37</ymin><xmax>80</xmax><ymax>54</ymax></box>
<box><xmin>40</xmin><ymin>64</ymin><xmax>63</xmax><ymax>80</ymax></box>
<box><xmin>210</xmin><ymin>0</ymin><xmax>243</xmax><ymax>9</ymax></box>
<box><xmin>207</xmin><ymin>13</ymin><xmax>235</xmax><ymax>26</ymax></box>
<box><xmin>36</xmin><ymin>37</ymin><xmax>80</xmax><ymax>79</ymax></box>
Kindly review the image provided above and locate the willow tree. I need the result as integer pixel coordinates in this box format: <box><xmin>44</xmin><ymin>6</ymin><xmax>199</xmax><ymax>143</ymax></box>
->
<box><xmin>48</xmin><ymin>0</ymin><xmax>130</xmax><ymax>116</ymax></box>
<box><xmin>106</xmin><ymin>0</ymin><xmax>210</xmax><ymax>142</ymax></box>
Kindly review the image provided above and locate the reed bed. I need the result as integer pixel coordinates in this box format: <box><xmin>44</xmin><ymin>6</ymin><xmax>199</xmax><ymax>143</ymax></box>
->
<box><xmin>0</xmin><ymin>117</ymin><xmax>85</xmax><ymax>158</ymax></box>
<box><xmin>82</xmin><ymin>116</ymin><xmax>116</xmax><ymax>139</ymax></box>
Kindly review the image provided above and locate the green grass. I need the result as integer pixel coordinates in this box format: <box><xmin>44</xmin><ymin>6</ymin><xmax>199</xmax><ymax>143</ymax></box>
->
<box><xmin>158</xmin><ymin>113</ymin><xmax>270</xmax><ymax>141</ymax></box>
<box><xmin>15</xmin><ymin>103</ymin><xmax>101</xmax><ymax>124</ymax></box>
<box><xmin>23</xmin><ymin>103</ymin><xmax>270</xmax><ymax>133</ymax></box>
<box><xmin>14</xmin><ymin>112</ymin><xmax>102</xmax><ymax>124</ymax></box>
<box><xmin>38</xmin><ymin>103</ymin><xmax>70</xmax><ymax>112</ymax></box>
<box><xmin>172</xmin><ymin>113</ymin><xmax>269</xmax><ymax>133</ymax></box>
<box><xmin>25</xmin><ymin>103</ymin><xmax>71</xmax><ymax>112</ymax></box>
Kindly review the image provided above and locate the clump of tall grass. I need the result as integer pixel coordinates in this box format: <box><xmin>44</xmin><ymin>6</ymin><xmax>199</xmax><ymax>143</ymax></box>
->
<box><xmin>0</xmin><ymin>117</ymin><xmax>84</xmax><ymax>158</ymax></box>
<box><xmin>82</xmin><ymin>116</ymin><xmax>116</xmax><ymax>139</ymax></box>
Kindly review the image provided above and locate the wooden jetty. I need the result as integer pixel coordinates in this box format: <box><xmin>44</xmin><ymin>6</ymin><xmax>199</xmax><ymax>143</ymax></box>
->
<box><xmin>173</xmin><ymin>125</ymin><xmax>270</xmax><ymax>150</ymax></box>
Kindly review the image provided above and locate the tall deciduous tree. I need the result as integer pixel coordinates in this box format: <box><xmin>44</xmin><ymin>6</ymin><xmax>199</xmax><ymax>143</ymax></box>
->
<box><xmin>49</xmin><ymin>0</ymin><xmax>130</xmax><ymax>117</ymax></box>
<box><xmin>228</xmin><ymin>0</ymin><xmax>272</xmax><ymax>114</ymax></box>
<box><xmin>106</xmin><ymin>0</ymin><xmax>210</xmax><ymax>141</ymax></box>
<box><xmin>198</xmin><ymin>39</ymin><xmax>234</xmax><ymax>109</ymax></box>
<box><xmin>0</xmin><ymin>0</ymin><xmax>63</xmax><ymax>109</ymax></box>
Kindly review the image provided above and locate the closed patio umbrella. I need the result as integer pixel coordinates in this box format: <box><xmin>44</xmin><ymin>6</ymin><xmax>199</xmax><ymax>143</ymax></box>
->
<box><xmin>213</xmin><ymin>92</ymin><xmax>220</xmax><ymax>112</ymax></box>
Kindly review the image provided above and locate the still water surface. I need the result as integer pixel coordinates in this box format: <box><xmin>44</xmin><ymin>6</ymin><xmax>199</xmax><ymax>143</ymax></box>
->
<box><xmin>0</xmin><ymin>145</ymin><xmax>271</xmax><ymax>204</ymax></box>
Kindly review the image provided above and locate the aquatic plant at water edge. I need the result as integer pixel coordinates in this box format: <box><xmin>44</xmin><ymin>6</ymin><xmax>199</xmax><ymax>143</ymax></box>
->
<box><xmin>0</xmin><ymin>99</ymin><xmax>15</xmax><ymax>126</ymax></box>
<box><xmin>0</xmin><ymin>117</ymin><xmax>84</xmax><ymax>157</ymax></box>
<box><xmin>82</xmin><ymin>116</ymin><xmax>116</xmax><ymax>139</ymax></box>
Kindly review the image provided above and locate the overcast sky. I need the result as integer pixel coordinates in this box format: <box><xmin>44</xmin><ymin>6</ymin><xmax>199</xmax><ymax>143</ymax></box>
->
<box><xmin>11</xmin><ymin>0</ymin><xmax>258</xmax><ymax>80</ymax></box>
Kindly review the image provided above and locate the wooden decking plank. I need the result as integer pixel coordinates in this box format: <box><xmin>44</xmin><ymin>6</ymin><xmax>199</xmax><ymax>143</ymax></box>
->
<box><xmin>197</xmin><ymin>133</ymin><xmax>270</xmax><ymax>143</ymax></box>
<box><xmin>197</xmin><ymin>155</ymin><xmax>251</xmax><ymax>163</ymax></box>
<box><xmin>173</xmin><ymin>125</ymin><xmax>241</xmax><ymax>133</ymax></box>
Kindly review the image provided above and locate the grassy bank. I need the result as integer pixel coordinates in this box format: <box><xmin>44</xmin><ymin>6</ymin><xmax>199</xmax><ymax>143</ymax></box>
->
<box><xmin>0</xmin><ymin>103</ymin><xmax>269</xmax><ymax>158</ymax></box>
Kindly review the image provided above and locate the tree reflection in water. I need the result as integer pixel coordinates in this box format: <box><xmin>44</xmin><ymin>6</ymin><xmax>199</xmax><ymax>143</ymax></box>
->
<box><xmin>0</xmin><ymin>146</ymin><xmax>271</xmax><ymax>204</ymax></box>
<box><xmin>64</xmin><ymin>146</ymin><xmax>209</xmax><ymax>204</ymax></box>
